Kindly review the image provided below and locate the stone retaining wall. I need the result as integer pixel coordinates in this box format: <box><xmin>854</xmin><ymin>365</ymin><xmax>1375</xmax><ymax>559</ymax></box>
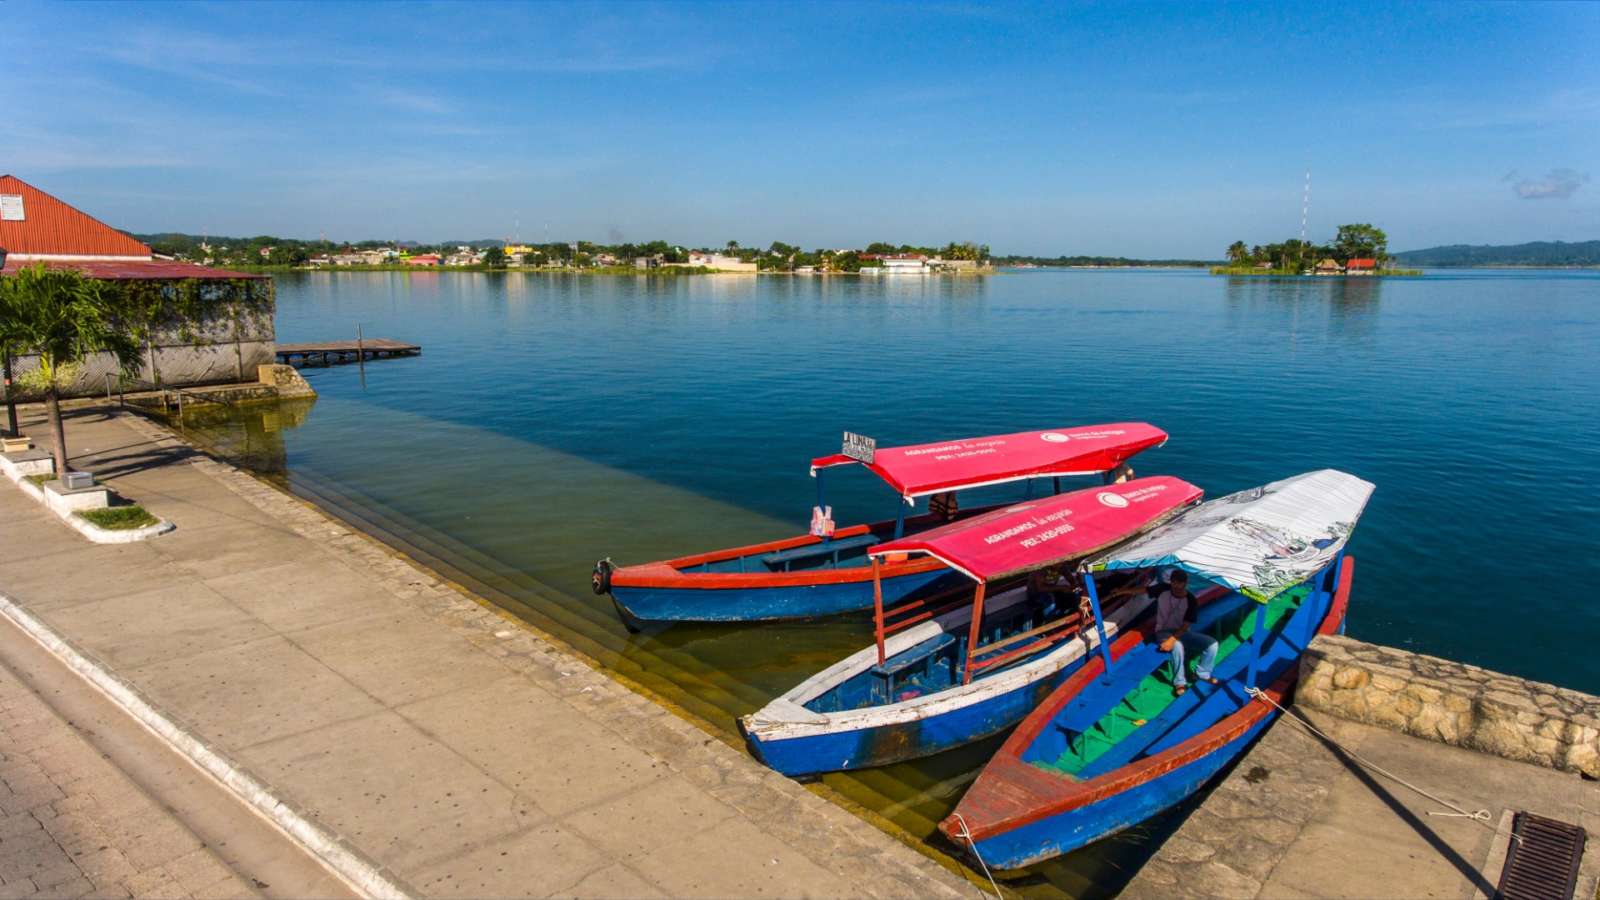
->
<box><xmin>1297</xmin><ymin>634</ymin><xmax>1600</xmax><ymax>778</ymax></box>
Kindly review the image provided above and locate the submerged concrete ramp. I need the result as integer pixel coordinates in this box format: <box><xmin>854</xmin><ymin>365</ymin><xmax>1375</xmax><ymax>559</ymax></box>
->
<box><xmin>0</xmin><ymin>404</ymin><xmax>979</xmax><ymax>899</ymax></box>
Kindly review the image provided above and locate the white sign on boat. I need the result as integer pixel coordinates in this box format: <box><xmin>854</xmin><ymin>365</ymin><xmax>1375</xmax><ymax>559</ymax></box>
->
<box><xmin>842</xmin><ymin>431</ymin><xmax>876</xmax><ymax>464</ymax></box>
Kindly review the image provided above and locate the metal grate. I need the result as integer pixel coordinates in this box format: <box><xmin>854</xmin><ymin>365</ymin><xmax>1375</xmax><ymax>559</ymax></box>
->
<box><xmin>1495</xmin><ymin>811</ymin><xmax>1586</xmax><ymax>900</ymax></box>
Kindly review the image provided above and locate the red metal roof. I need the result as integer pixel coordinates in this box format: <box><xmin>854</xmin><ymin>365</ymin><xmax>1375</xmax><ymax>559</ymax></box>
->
<box><xmin>0</xmin><ymin>175</ymin><xmax>152</xmax><ymax>258</ymax></box>
<box><xmin>868</xmin><ymin>476</ymin><xmax>1203</xmax><ymax>583</ymax></box>
<box><xmin>1346</xmin><ymin>258</ymin><xmax>1377</xmax><ymax>268</ymax></box>
<box><xmin>0</xmin><ymin>258</ymin><xmax>267</xmax><ymax>281</ymax></box>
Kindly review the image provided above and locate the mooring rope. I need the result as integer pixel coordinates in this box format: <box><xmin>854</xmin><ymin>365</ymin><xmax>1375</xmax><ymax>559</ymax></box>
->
<box><xmin>1245</xmin><ymin>687</ymin><xmax>1510</xmax><ymax>839</ymax></box>
<box><xmin>948</xmin><ymin>812</ymin><xmax>1004</xmax><ymax>900</ymax></box>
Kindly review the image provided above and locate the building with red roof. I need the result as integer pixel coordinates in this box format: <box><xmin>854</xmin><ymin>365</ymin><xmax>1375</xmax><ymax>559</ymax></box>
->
<box><xmin>1345</xmin><ymin>257</ymin><xmax>1377</xmax><ymax>275</ymax></box>
<box><xmin>0</xmin><ymin>176</ymin><xmax>276</xmax><ymax>398</ymax></box>
<box><xmin>0</xmin><ymin>175</ymin><xmax>262</xmax><ymax>281</ymax></box>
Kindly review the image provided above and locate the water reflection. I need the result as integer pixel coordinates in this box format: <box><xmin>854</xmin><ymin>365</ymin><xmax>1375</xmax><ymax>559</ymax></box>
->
<box><xmin>168</xmin><ymin>397</ymin><xmax>316</xmax><ymax>477</ymax></box>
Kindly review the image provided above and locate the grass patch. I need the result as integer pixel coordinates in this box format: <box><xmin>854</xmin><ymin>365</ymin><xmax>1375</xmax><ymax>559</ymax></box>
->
<box><xmin>77</xmin><ymin>506</ymin><xmax>160</xmax><ymax>530</ymax></box>
<box><xmin>24</xmin><ymin>473</ymin><xmax>51</xmax><ymax>487</ymax></box>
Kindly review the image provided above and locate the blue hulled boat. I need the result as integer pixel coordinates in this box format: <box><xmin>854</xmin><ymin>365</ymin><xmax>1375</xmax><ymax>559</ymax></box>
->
<box><xmin>595</xmin><ymin>424</ymin><xmax>1168</xmax><ymax>626</ymax></box>
<box><xmin>740</xmin><ymin>476</ymin><xmax>1205</xmax><ymax>776</ymax></box>
<box><xmin>939</xmin><ymin>469</ymin><xmax>1374</xmax><ymax>868</ymax></box>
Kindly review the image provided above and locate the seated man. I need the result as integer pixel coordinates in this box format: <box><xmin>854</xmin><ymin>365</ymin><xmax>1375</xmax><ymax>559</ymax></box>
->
<box><xmin>1154</xmin><ymin>570</ymin><xmax>1218</xmax><ymax>696</ymax></box>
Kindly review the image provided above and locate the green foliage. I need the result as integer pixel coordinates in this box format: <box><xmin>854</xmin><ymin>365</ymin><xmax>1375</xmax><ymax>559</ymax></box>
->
<box><xmin>0</xmin><ymin>264</ymin><xmax>147</xmax><ymax>476</ymax></box>
<box><xmin>483</xmin><ymin>247</ymin><xmax>508</xmax><ymax>269</ymax></box>
<box><xmin>1223</xmin><ymin>224</ymin><xmax>1392</xmax><ymax>272</ymax></box>
<box><xmin>0</xmin><ymin>264</ymin><xmax>143</xmax><ymax>389</ymax></box>
<box><xmin>940</xmin><ymin>241</ymin><xmax>987</xmax><ymax>261</ymax></box>
<box><xmin>78</xmin><ymin>505</ymin><xmax>160</xmax><ymax>530</ymax></box>
<box><xmin>1334</xmin><ymin>223</ymin><xmax>1388</xmax><ymax>263</ymax></box>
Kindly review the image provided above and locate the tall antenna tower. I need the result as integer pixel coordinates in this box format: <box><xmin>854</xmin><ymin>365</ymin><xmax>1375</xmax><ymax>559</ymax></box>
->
<box><xmin>1300</xmin><ymin>169</ymin><xmax>1312</xmax><ymax>242</ymax></box>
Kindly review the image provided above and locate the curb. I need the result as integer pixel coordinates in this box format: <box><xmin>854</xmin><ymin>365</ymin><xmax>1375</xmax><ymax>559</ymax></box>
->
<box><xmin>2</xmin><ymin>452</ymin><xmax>175</xmax><ymax>544</ymax></box>
<box><xmin>0</xmin><ymin>591</ymin><xmax>413</xmax><ymax>900</ymax></box>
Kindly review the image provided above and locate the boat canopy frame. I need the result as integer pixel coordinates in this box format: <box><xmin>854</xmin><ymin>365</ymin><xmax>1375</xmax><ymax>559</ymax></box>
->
<box><xmin>863</xmin><ymin>476</ymin><xmax>1204</xmax><ymax>685</ymax></box>
<box><xmin>810</xmin><ymin>423</ymin><xmax>1168</xmax><ymax>508</ymax></box>
<box><xmin>1078</xmin><ymin>468</ymin><xmax>1375</xmax><ymax>689</ymax></box>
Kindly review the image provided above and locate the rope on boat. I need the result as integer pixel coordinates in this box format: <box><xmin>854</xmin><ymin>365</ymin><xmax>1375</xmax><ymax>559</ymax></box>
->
<box><xmin>1244</xmin><ymin>687</ymin><xmax>1509</xmax><ymax>839</ymax></box>
<box><xmin>948</xmin><ymin>812</ymin><xmax>1004</xmax><ymax>900</ymax></box>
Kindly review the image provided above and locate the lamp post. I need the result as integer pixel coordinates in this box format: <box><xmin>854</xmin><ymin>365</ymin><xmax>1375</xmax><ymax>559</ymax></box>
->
<box><xmin>1</xmin><ymin>347</ymin><xmax>14</xmax><ymax>437</ymax></box>
<box><xmin>0</xmin><ymin>248</ymin><xmax>15</xmax><ymax>436</ymax></box>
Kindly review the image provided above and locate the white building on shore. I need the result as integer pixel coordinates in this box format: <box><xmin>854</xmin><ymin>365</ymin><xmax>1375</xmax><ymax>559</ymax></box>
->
<box><xmin>686</xmin><ymin>251</ymin><xmax>757</xmax><ymax>273</ymax></box>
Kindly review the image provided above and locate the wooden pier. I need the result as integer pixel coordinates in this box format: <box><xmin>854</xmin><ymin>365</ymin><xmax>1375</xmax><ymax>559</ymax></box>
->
<box><xmin>275</xmin><ymin>339</ymin><xmax>421</xmax><ymax>367</ymax></box>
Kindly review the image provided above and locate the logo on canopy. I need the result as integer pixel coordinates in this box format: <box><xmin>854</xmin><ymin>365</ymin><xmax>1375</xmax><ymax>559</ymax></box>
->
<box><xmin>1097</xmin><ymin>491</ymin><xmax>1130</xmax><ymax>508</ymax></box>
<box><xmin>1040</xmin><ymin>432</ymin><xmax>1071</xmax><ymax>443</ymax></box>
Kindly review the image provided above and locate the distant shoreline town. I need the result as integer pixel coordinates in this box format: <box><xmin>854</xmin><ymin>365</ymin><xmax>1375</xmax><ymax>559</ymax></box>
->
<box><xmin>133</xmin><ymin>231</ymin><xmax>1600</xmax><ymax>275</ymax></box>
<box><xmin>139</xmin><ymin>234</ymin><xmax>995</xmax><ymax>275</ymax></box>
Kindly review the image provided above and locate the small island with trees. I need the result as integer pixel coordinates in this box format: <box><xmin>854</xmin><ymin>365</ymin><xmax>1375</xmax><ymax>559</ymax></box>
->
<box><xmin>1211</xmin><ymin>224</ymin><xmax>1420</xmax><ymax>276</ymax></box>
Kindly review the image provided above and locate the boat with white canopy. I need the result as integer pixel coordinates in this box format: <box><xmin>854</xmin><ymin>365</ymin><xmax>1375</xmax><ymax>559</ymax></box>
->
<box><xmin>938</xmin><ymin>468</ymin><xmax>1374</xmax><ymax>868</ymax></box>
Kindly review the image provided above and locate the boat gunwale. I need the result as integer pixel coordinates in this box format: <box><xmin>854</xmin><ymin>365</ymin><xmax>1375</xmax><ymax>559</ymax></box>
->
<box><xmin>609</xmin><ymin>509</ymin><xmax>995</xmax><ymax>590</ymax></box>
<box><xmin>939</xmin><ymin>556</ymin><xmax>1354</xmax><ymax>846</ymax></box>
<box><xmin>741</xmin><ymin>588</ymin><xmax>1155</xmax><ymax>740</ymax></box>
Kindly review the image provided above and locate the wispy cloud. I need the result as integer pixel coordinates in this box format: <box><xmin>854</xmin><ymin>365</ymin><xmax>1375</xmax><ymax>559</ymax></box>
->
<box><xmin>1505</xmin><ymin>168</ymin><xmax>1590</xmax><ymax>200</ymax></box>
<box><xmin>368</xmin><ymin>88</ymin><xmax>452</xmax><ymax>115</ymax></box>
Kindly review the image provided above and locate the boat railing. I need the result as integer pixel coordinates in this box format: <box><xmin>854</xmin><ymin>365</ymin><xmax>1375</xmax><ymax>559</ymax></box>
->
<box><xmin>878</xmin><ymin>591</ymin><xmax>970</xmax><ymax>640</ymax></box>
<box><xmin>966</xmin><ymin>594</ymin><xmax>1131</xmax><ymax>678</ymax></box>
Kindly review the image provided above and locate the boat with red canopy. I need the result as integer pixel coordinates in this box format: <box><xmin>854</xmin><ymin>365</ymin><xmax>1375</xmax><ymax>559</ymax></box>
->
<box><xmin>592</xmin><ymin>424</ymin><xmax>1168</xmax><ymax>626</ymax></box>
<box><xmin>739</xmin><ymin>476</ymin><xmax>1202</xmax><ymax>776</ymax></box>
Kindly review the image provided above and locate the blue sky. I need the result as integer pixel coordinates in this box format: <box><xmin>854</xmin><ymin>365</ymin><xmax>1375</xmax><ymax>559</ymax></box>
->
<box><xmin>3</xmin><ymin>1</ymin><xmax>1596</xmax><ymax>256</ymax></box>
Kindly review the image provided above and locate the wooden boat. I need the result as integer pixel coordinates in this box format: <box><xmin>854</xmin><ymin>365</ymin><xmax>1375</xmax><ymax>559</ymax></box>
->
<box><xmin>938</xmin><ymin>469</ymin><xmax>1374</xmax><ymax>868</ymax></box>
<box><xmin>593</xmin><ymin>424</ymin><xmax>1168</xmax><ymax>626</ymax></box>
<box><xmin>739</xmin><ymin>476</ymin><xmax>1204</xmax><ymax>776</ymax></box>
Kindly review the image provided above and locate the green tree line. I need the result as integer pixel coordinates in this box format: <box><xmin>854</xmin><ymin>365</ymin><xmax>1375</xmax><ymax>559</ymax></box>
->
<box><xmin>1224</xmin><ymin>224</ymin><xmax>1391</xmax><ymax>271</ymax></box>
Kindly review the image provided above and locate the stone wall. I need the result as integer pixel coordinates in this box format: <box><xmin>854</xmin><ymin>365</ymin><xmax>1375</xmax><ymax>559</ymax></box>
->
<box><xmin>257</xmin><ymin>364</ymin><xmax>315</xmax><ymax>398</ymax></box>
<box><xmin>1297</xmin><ymin>634</ymin><xmax>1600</xmax><ymax>778</ymax></box>
<box><xmin>6</xmin><ymin>278</ymin><xmax>275</xmax><ymax>399</ymax></box>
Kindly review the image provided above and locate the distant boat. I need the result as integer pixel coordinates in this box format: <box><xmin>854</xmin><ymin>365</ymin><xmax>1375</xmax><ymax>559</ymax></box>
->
<box><xmin>938</xmin><ymin>470</ymin><xmax>1374</xmax><ymax>868</ymax></box>
<box><xmin>592</xmin><ymin>425</ymin><xmax>1169</xmax><ymax>626</ymax></box>
<box><xmin>739</xmin><ymin>476</ymin><xmax>1203</xmax><ymax>776</ymax></box>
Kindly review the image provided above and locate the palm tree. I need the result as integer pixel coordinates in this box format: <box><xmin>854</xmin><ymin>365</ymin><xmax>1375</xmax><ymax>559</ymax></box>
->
<box><xmin>1226</xmin><ymin>241</ymin><xmax>1248</xmax><ymax>265</ymax></box>
<box><xmin>0</xmin><ymin>264</ymin><xmax>141</xmax><ymax>479</ymax></box>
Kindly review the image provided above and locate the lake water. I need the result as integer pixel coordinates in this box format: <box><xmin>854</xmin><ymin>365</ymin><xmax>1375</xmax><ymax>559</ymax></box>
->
<box><xmin>177</xmin><ymin>267</ymin><xmax>1600</xmax><ymax>897</ymax></box>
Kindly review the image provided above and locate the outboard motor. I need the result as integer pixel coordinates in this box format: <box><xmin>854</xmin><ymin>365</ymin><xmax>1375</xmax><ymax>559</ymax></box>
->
<box><xmin>591</xmin><ymin>558</ymin><xmax>615</xmax><ymax>595</ymax></box>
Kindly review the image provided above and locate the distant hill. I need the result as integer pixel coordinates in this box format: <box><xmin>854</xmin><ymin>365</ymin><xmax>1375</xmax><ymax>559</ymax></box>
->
<box><xmin>1392</xmin><ymin>240</ymin><xmax>1600</xmax><ymax>267</ymax></box>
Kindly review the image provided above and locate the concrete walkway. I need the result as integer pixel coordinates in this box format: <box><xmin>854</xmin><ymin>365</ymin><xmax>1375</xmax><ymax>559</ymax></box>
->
<box><xmin>0</xmin><ymin>404</ymin><xmax>978</xmax><ymax>899</ymax></box>
<box><xmin>1122</xmin><ymin>706</ymin><xmax>1600</xmax><ymax>899</ymax></box>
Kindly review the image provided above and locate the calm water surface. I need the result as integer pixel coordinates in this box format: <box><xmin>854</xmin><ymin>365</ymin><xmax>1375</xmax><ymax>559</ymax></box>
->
<box><xmin>180</xmin><ymin>268</ymin><xmax>1600</xmax><ymax>897</ymax></box>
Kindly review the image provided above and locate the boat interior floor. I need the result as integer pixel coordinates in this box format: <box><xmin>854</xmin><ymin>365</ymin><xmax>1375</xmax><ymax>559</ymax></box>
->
<box><xmin>1032</xmin><ymin>583</ymin><xmax>1310</xmax><ymax>780</ymax></box>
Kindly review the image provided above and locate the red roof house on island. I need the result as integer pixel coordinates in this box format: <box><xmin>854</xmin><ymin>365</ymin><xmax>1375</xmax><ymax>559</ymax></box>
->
<box><xmin>1345</xmin><ymin>257</ymin><xmax>1377</xmax><ymax>275</ymax></box>
<box><xmin>0</xmin><ymin>175</ymin><xmax>276</xmax><ymax>397</ymax></box>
